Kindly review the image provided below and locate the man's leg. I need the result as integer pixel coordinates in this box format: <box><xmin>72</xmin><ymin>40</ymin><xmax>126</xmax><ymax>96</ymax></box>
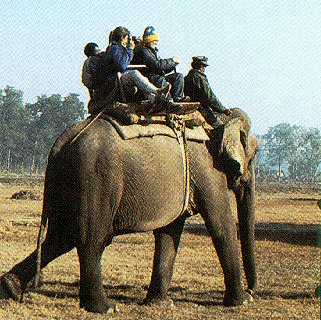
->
<box><xmin>200</xmin><ymin>107</ymin><xmax>224</xmax><ymax>126</ymax></box>
<box><xmin>148</xmin><ymin>75</ymin><xmax>168</xmax><ymax>89</ymax></box>
<box><xmin>121</xmin><ymin>70</ymin><xmax>171</xmax><ymax>107</ymax></box>
<box><xmin>165</xmin><ymin>73</ymin><xmax>184</xmax><ymax>101</ymax></box>
<box><xmin>121</xmin><ymin>70</ymin><xmax>158</xmax><ymax>99</ymax></box>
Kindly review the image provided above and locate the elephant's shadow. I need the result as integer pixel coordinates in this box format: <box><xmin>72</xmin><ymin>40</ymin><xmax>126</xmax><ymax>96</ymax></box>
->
<box><xmin>185</xmin><ymin>222</ymin><xmax>320</xmax><ymax>247</ymax></box>
<box><xmin>31</xmin><ymin>281</ymin><xmax>314</xmax><ymax>304</ymax></box>
<box><xmin>31</xmin><ymin>280</ymin><xmax>224</xmax><ymax>306</ymax></box>
<box><xmin>31</xmin><ymin>280</ymin><xmax>139</xmax><ymax>303</ymax></box>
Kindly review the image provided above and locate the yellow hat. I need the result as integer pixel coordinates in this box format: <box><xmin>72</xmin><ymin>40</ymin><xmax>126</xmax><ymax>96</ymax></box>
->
<box><xmin>143</xmin><ymin>26</ymin><xmax>159</xmax><ymax>44</ymax></box>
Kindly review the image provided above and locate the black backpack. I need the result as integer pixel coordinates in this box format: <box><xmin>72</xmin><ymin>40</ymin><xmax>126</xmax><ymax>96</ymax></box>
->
<box><xmin>82</xmin><ymin>52</ymin><xmax>107</xmax><ymax>89</ymax></box>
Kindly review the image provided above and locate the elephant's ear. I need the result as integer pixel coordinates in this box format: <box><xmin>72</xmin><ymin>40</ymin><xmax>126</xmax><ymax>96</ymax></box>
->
<box><xmin>220</xmin><ymin>118</ymin><xmax>247</xmax><ymax>177</ymax></box>
<box><xmin>246</xmin><ymin>133</ymin><xmax>259</xmax><ymax>161</ymax></box>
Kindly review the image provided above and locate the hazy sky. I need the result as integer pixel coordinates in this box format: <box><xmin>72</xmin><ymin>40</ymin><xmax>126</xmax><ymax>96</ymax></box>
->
<box><xmin>1</xmin><ymin>0</ymin><xmax>320</xmax><ymax>134</ymax></box>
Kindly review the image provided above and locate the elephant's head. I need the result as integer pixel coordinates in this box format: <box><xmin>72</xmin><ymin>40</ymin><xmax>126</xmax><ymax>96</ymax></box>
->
<box><xmin>208</xmin><ymin>108</ymin><xmax>258</xmax><ymax>190</ymax></box>
<box><xmin>207</xmin><ymin>108</ymin><xmax>259</xmax><ymax>293</ymax></box>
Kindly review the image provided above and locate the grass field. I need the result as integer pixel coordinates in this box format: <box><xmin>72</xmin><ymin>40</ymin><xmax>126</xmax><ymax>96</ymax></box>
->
<box><xmin>0</xmin><ymin>182</ymin><xmax>320</xmax><ymax>319</ymax></box>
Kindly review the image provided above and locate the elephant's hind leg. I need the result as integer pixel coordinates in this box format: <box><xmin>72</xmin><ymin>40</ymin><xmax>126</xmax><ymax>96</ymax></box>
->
<box><xmin>1</xmin><ymin>219</ymin><xmax>75</xmax><ymax>302</ymax></box>
<box><xmin>145</xmin><ymin>215</ymin><xmax>186</xmax><ymax>304</ymax></box>
<box><xmin>77</xmin><ymin>237</ymin><xmax>116</xmax><ymax>314</ymax></box>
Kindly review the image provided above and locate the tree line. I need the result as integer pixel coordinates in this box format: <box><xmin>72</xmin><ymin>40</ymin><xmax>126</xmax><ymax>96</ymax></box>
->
<box><xmin>0</xmin><ymin>86</ymin><xmax>85</xmax><ymax>174</ymax></box>
<box><xmin>256</xmin><ymin>123</ymin><xmax>321</xmax><ymax>185</ymax></box>
<box><xmin>1</xmin><ymin>86</ymin><xmax>320</xmax><ymax>185</ymax></box>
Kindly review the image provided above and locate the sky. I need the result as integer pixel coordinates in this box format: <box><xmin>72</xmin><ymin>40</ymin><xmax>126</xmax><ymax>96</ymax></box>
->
<box><xmin>1</xmin><ymin>0</ymin><xmax>320</xmax><ymax>135</ymax></box>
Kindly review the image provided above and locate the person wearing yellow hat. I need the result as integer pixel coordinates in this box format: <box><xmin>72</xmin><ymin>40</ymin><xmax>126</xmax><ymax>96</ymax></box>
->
<box><xmin>132</xmin><ymin>26</ymin><xmax>189</xmax><ymax>102</ymax></box>
<box><xmin>184</xmin><ymin>56</ymin><xmax>231</xmax><ymax>125</ymax></box>
<box><xmin>86</xmin><ymin>26</ymin><xmax>173</xmax><ymax>115</ymax></box>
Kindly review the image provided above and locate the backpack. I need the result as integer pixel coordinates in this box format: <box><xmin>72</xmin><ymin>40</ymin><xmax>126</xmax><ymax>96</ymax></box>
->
<box><xmin>82</xmin><ymin>53</ymin><xmax>106</xmax><ymax>89</ymax></box>
<box><xmin>82</xmin><ymin>57</ymin><xmax>93</xmax><ymax>89</ymax></box>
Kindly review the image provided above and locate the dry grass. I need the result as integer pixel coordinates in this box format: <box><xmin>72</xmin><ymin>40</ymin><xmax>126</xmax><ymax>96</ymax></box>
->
<box><xmin>0</xmin><ymin>182</ymin><xmax>320</xmax><ymax>319</ymax></box>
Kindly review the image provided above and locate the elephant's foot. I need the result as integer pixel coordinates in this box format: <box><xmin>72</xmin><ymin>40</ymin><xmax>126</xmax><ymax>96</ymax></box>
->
<box><xmin>223</xmin><ymin>290</ymin><xmax>253</xmax><ymax>307</ymax></box>
<box><xmin>80</xmin><ymin>294</ymin><xmax>118</xmax><ymax>314</ymax></box>
<box><xmin>0</xmin><ymin>273</ymin><xmax>24</xmax><ymax>302</ymax></box>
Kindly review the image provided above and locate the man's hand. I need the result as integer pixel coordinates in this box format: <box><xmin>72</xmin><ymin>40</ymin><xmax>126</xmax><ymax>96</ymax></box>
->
<box><xmin>172</xmin><ymin>56</ymin><xmax>181</xmax><ymax>64</ymax></box>
<box><xmin>128</xmin><ymin>39</ymin><xmax>135</xmax><ymax>50</ymax></box>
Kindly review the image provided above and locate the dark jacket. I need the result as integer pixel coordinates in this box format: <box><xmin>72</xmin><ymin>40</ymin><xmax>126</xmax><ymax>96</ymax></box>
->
<box><xmin>103</xmin><ymin>43</ymin><xmax>133</xmax><ymax>75</ymax></box>
<box><xmin>82</xmin><ymin>57</ymin><xmax>94</xmax><ymax>89</ymax></box>
<box><xmin>184</xmin><ymin>69</ymin><xmax>226</xmax><ymax>113</ymax></box>
<box><xmin>82</xmin><ymin>53</ymin><xmax>106</xmax><ymax>89</ymax></box>
<box><xmin>133</xmin><ymin>45</ymin><xmax>176</xmax><ymax>78</ymax></box>
<box><xmin>93</xmin><ymin>43</ymin><xmax>133</xmax><ymax>101</ymax></box>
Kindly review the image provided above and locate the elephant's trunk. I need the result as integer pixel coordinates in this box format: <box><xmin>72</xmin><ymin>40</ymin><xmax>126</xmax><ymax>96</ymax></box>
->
<box><xmin>234</xmin><ymin>162</ymin><xmax>257</xmax><ymax>292</ymax></box>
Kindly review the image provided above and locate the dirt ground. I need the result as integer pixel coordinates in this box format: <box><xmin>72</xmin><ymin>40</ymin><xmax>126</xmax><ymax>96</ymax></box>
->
<box><xmin>0</xmin><ymin>182</ymin><xmax>320</xmax><ymax>319</ymax></box>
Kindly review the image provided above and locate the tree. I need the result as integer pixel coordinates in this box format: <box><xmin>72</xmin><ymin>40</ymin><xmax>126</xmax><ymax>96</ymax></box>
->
<box><xmin>287</xmin><ymin>127</ymin><xmax>321</xmax><ymax>183</ymax></box>
<box><xmin>259</xmin><ymin>124</ymin><xmax>321</xmax><ymax>185</ymax></box>
<box><xmin>0</xmin><ymin>86</ymin><xmax>31</xmax><ymax>171</ymax></box>
<box><xmin>25</xmin><ymin>93</ymin><xmax>85</xmax><ymax>172</ymax></box>
<box><xmin>255</xmin><ymin>135</ymin><xmax>270</xmax><ymax>180</ymax></box>
<box><xmin>305</xmin><ymin>128</ymin><xmax>321</xmax><ymax>183</ymax></box>
<box><xmin>264</xmin><ymin>123</ymin><xmax>295</xmax><ymax>180</ymax></box>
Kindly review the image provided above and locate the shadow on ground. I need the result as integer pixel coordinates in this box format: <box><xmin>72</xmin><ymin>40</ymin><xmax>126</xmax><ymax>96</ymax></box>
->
<box><xmin>33</xmin><ymin>281</ymin><xmax>225</xmax><ymax>306</ymax></box>
<box><xmin>4</xmin><ymin>279</ymin><xmax>316</xmax><ymax>310</ymax></box>
<box><xmin>256</xmin><ymin>290</ymin><xmax>315</xmax><ymax>300</ymax></box>
<box><xmin>185</xmin><ymin>222</ymin><xmax>320</xmax><ymax>246</ymax></box>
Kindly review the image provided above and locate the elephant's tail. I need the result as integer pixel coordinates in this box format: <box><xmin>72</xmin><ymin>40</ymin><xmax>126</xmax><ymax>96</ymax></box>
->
<box><xmin>33</xmin><ymin>210</ymin><xmax>48</xmax><ymax>289</ymax></box>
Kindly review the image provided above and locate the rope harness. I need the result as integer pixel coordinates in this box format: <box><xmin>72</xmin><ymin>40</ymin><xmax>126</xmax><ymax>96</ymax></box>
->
<box><xmin>166</xmin><ymin>114</ymin><xmax>190</xmax><ymax>216</ymax></box>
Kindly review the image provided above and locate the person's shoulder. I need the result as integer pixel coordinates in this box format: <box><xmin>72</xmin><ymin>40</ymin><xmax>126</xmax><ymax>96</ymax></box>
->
<box><xmin>107</xmin><ymin>44</ymin><xmax>122</xmax><ymax>52</ymax></box>
<box><xmin>186</xmin><ymin>69</ymin><xmax>198</xmax><ymax>77</ymax></box>
<box><xmin>140</xmin><ymin>45</ymin><xmax>152</xmax><ymax>54</ymax></box>
<box><xmin>108</xmin><ymin>44</ymin><xmax>118</xmax><ymax>50</ymax></box>
<box><xmin>89</xmin><ymin>52</ymin><xmax>105</xmax><ymax>62</ymax></box>
<box><xmin>83</xmin><ymin>56</ymin><xmax>90</xmax><ymax>64</ymax></box>
<box><xmin>194</xmin><ymin>70</ymin><xmax>206</xmax><ymax>78</ymax></box>
<box><xmin>134</xmin><ymin>43</ymin><xmax>143</xmax><ymax>53</ymax></box>
<box><xmin>95</xmin><ymin>51</ymin><xmax>106</xmax><ymax>58</ymax></box>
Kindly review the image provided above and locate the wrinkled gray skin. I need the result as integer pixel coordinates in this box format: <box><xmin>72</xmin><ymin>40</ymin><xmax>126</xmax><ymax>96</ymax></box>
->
<box><xmin>0</xmin><ymin>109</ymin><xmax>257</xmax><ymax>314</ymax></box>
<box><xmin>147</xmin><ymin>108</ymin><xmax>258</xmax><ymax>304</ymax></box>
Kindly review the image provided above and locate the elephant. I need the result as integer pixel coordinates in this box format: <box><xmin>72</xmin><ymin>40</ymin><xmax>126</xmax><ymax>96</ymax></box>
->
<box><xmin>0</xmin><ymin>107</ymin><xmax>257</xmax><ymax>314</ymax></box>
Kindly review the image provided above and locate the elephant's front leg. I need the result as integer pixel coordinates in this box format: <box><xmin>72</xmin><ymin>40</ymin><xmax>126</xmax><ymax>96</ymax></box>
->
<box><xmin>145</xmin><ymin>215</ymin><xmax>186</xmax><ymax>304</ymax></box>
<box><xmin>201</xmin><ymin>203</ymin><xmax>251</xmax><ymax>306</ymax></box>
<box><xmin>77</xmin><ymin>243</ymin><xmax>115</xmax><ymax>314</ymax></box>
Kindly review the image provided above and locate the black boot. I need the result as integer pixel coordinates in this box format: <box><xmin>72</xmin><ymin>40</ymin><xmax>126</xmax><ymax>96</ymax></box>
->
<box><xmin>148</xmin><ymin>91</ymin><xmax>172</xmax><ymax>115</ymax></box>
<box><xmin>157</xmin><ymin>83</ymin><xmax>171</xmax><ymax>98</ymax></box>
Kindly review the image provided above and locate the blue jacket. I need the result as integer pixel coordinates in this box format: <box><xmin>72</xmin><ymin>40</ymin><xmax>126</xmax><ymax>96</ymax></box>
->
<box><xmin>133</xmin><ymin>45</ymin><xmax>176</xmax><ymax>77</ymax></box>
<box><xmin>93</xmin><ymin>43</ymin><xmax>133</xmax><ymax>100</ymax></box>
<box><xmin>104</xmin><ymin>43</ymin><xmax>133</xmax><ymax>75</ymax></box>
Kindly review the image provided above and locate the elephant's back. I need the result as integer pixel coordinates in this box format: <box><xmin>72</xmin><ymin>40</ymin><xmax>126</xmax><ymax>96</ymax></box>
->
<box><xmin>49</xmin><ymin>118</ymin><xmax>92</xmax><ymax>159</ymax></box>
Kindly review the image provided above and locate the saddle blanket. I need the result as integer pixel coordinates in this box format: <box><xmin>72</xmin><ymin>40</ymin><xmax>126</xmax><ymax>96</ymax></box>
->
<box><xmin>104</xmin><ymin>116</ymin><xmax>210</xmax><ymax>142</ymax></box>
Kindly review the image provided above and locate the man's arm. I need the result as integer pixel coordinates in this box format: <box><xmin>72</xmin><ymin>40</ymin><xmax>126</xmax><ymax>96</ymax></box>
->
<box><xmin>197</xmin><ymin>74</ymin><xmax>230</xmax><ymax>114</ymax></box>
<box><xmin>110</xmin><ymin>45</ymin><xmax>133</xmax><ymax>72</ymax></box>
<box><xmin>141</xmin><ymin>47</ymin><xmax>176</xmax><ymax>74</ymax></box>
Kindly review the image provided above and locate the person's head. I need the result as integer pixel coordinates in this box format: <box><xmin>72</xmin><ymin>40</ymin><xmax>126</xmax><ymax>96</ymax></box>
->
<box><xmin>191</xmin><ymin>56</ymin><xmax>209</xmax><ymax>72</ymax></box>
<box><xmin>84</xmin><ymin>43</ymin><xmax>100</xmax><ymax>57</ymax></box>
<box><xmin>109</xmin><ymin>26</ymin><xmax>130</xmax><ymax>46</ymax></box>
<box><xmin>143</xmin><ymin>26</ymin><xmax>159</xmax><ymax>49</ymax></box>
